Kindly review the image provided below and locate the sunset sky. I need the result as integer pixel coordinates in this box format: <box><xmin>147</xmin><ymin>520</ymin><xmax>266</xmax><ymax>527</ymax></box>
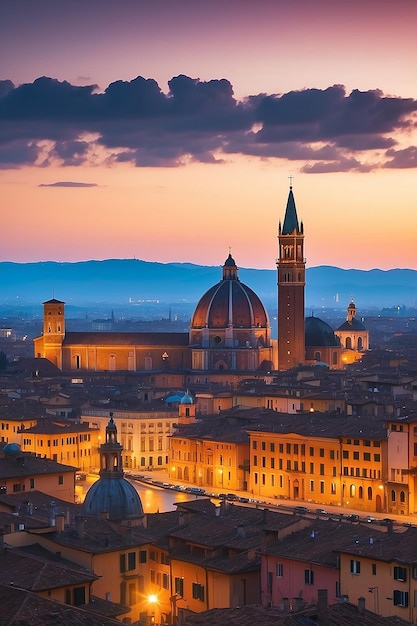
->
<box><xmin>1</xmin><ymin>0</ymin><xmax>416</xmax><ymax>270</ymax></box>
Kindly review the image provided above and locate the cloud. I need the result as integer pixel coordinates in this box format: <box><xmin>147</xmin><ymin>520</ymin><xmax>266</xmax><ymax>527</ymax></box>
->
<box><xmin>0</xmin><ymin>75</ymin><xmax>416</xmax><ymax>172</ymax></box>
<box><xmin>38</xmin><ymin>181</ymin><xmax>98</xmax><ymax>187</ymax></box>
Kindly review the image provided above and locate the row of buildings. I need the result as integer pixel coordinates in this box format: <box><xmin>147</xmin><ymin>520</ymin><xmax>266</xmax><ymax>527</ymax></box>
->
<box><xmin>0</xmin><ymin>415</ymin><xmax>416</xmax><ymax>625</ymax></box>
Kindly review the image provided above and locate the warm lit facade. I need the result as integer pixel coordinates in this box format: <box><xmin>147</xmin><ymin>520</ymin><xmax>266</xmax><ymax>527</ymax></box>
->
<box><xmin>19</xmin><ymin>421</ymin><xmax>100</xmax><ymax>473</ymax></box>
<box><xmin>247</xmin><ymin>417</ymin><xmax>389</xmax><ymax>513</ymax></box>
<box><xmin>169</xmin><ymin>432</ymin><xmax>250</xmax><ymax>492</ymax></box>
<box><xmin>339</xmin><ymin>526</ymin><xmax>417</xmax><ymax>622</ymax></box>
<box><xmin>0</xmin><ymin>446</ymin><xmax>77</xmax><ymax>502</ymax></box>
<box><xmin>81</xmin><ymin>406</ymin><xmax>179</xmax><ymax>471</ymax></box>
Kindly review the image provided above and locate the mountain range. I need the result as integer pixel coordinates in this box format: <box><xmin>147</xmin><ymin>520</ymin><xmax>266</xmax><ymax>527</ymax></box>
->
<box><xmin>1</xmin><ymin>260</ymin><xmax>416</xmax><ymax>312</ymax></box>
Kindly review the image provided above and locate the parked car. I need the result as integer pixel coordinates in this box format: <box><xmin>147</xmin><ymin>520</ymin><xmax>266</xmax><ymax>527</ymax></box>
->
<box><xmin>365</xmin><ymin>515</ymin><xmax>377</xmax><ymax>523</ymax></box>
<box><xmin>346</xmin><ymin>514</ymin><xmax>360</xmax><ymax>522</ymax></box>
<box><xmin>315</xmin><ymin>508</ymin><xmax>327</xmax><ymax>516</ymax></box>
<box><xmin>293</xmin><ymin>505</ymin><xmax>310</xmax><ymax>514</ymax></box>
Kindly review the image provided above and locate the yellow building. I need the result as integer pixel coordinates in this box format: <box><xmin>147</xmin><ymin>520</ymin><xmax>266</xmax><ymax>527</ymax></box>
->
<box><xmin>19</xmin><ymin>420</ymin><xmax>100</xmax><ymax>473</ymax></box>
<box><xmin>339</xmin><ymin>525</ymin><xmax>417</xmax><ymax>622</ymax></box>
<box><xmin>247</xmin><ymin>413</ymin><xmax>389</xmax><ymax>513</ymax></box>
<box><xmin>81</xmin><ymin>405</ymin><xmax>179</xmax><ymax>471</ymax></box>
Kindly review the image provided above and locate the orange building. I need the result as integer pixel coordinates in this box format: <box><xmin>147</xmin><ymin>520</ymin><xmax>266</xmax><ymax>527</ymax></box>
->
<box><xmin>0</xmin><ymin>442</ymin><xmax>77</xmax><ymax>502</ymax></box>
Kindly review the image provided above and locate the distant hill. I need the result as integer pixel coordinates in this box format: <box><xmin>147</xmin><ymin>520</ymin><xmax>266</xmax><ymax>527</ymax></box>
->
<box><xmin>0</xmin><ymin>260</ymin><xmax>416</xmax><ymax>311</ymax></box>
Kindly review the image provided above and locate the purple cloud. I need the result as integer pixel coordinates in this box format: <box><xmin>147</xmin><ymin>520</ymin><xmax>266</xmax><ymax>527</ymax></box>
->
<box><xmin>0</xmin><ymin>75</ymin><xmax>416</xmax><ymax>172</ymax></box>
<box><xmin>38</xmin><ymin>181</ymin><xmax>98</xmax><ymax>187</ymax></box>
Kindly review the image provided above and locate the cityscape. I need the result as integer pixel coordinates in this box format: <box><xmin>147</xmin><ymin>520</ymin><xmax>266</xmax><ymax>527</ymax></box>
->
<box><xmin>1</xmin><ymin>1</ymin><xmax>417</xmax><ymax>625</ymax></box>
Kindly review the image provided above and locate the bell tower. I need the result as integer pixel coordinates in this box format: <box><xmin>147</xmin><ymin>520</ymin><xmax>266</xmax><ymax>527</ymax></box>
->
<box><xmin>277</xmin><ymin>183</ymin><xmax>305</xmax><ymax>370</ymax></box>
<box><xmin>40</xmin><ymin>298</ymin><xmax>65</xmax><ymax>368</ymax></box>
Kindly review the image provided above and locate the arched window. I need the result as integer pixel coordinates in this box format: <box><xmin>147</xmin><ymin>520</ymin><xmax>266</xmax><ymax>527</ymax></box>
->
<box><xmin>367</xmin><ymin>487</ymin><xmax>373</xmax><ymax>501</ymax></box>
<box><xmin>392</xmin><ymin>489</ymin><xmax>396</xmax><ymax>502</ymax></box>
<box><xmin>358</xmin><ymin>337</ymin><xmax>363</xmax><ymax>350</ymax></box>
<box><xmin>358</xmin><ymin>486</ymin><xmax>363</xmax><ymax>499</ymax></box>
<box><xmin>350</xmin><ymin>484</ymin><xmax>356</xmax><ymax>497</ymax></box>
<box><xmin>314</xmin><ymin>351</ymin><xmax>321</xmax><ymax>361</ymax></box>
<box><xmin>400</xmin><ymin>490</ymin><xmax>406</xmax><ymax>503</ymax></box>
<box><xmin>346</xmin><ymin>337</ymin><xmax>352</xmax><ymax>349</ymax></box>
<box><xmin>333</xmin><ymin>351</ymin><xmax>338</xmax><ymax>365</ymax></box>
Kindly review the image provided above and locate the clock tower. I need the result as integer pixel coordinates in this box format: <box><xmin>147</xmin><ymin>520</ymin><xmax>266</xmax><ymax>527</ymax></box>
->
<box><xmin>277</xmin><ymin>184</ymin><xmax>305</xmax><ymax>370</ymax></box>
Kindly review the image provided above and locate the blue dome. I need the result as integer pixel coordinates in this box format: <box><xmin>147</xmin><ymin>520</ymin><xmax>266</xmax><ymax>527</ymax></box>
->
<box><xmin>3</xmin><ymin>442</ymin><xmax>22</xmax><ymax>455</ymax></box>
<box><xmin>181</xmin><ymin>392</ymin><xmax>193</xmax><ymax>405</ymax></box>
<box><xmin>82</xmin><ymin>477</ymin><xmax>144</xmax><ymax>521</ymax></box>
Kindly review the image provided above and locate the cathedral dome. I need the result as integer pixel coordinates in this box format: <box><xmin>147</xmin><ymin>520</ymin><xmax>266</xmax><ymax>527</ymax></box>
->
<box><xmin>305</xmin><ymin>316</ymin><xmax>340</xmax><ymax>347</ymax></box>
<box><xmin>191</xmin><ymin>254</ymin><xmax>269</xmax><ymax>330</ymax></box>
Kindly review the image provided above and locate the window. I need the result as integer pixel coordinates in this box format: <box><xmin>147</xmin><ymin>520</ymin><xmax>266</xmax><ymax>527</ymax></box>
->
<box><xmin>139</xmin><ymin>550</ymin><xmax>147</xmax><ymax>563</ymax></box>
<box><xmin>270</xmin><ymin>443</ymin><xmax>275</xmax><ymax>452</ymax></box>
<box><xmin>120</xmin><ymin>554</ymin><xmax>126</xmax><ymax>573</ymax></box>
<box><xmin>394</xmin><ymin>566</ymin><xmax>407</xmax><ymax>582</ymax></box>
<box><xmin>350</xmin><ymin>560</ymin><xmax>361</xmax><ymax>574</ymax></box>
<box><xmin>353</xmin><ymin>451</ymin><xmax>359</xmax><ymax>460</ymax></box>
<box><xmin>319</xmin><ymin>464</ymin><xmax>324</xmax><ymax>475</ymax></box>
<box><xmin>279</xmin><ymin>443</ymin><xmax>284</xmax><ymax>453</ymax></box>
<box><xmin>374</xmin><ymin>454</ymin><xmax>381</xmax><ymax>462</ymax></box>
<box><xmin>343</xmin><ymin>451</ymin><xmax>349</xmax><ymax>459</ymax></box>
<box><xmin>305</xmin><ymin>569</ymin><xmax>314</xmax><ymax>585</ymax></box>
<box><xmin>127</xmin><ymin>551</ymin><xmax>136</xmax><ymax>571</ymax></box>
<box><xmin>372</xmin><ymin>563</ymin><xmax>377</xmax><ymax>575</ymax></box>
<box><xmin>163</xmin><ymin>573</ymin><xmax>169</xmax><ymax>589</ymax></box>
<box><xmin>393</xmin><ymin>590</ymin><xmax>409</xmax><ymax>607</ymax></box>
<box><xmin>150</xmin><ymin>550</ymin><xmax>157</xmax><ymax>563</ymax></box>
<box><xmin>58</xmin><ymin>475</ymin><xmax>64</xmax><ymax>485</ymax></box>
<box><xmin>309</xmin><ymin>447</ymin><xmax>314</xmax><ymax>457</ymax></box>
<box><xmin>276</xmin><ymin>563</ymin><xmax>284</xmax><ymax>577</ymax></box>
<box><xmin>192</xmin><ymin>583</ymin><xmax>205</xmax><ymax>602</ymax></box>
<box><xmin>175</xmin><ymin>577</ymin><xmax>184</xmax><ymax>597</ymax></box>
<box><xmin>319</xmin><ymin>448</ymin><xmax>324</xmax><ymax>457</ymax></box>
<box><xmin>261</xmin><ymin>441</ymin><xmax>266</xmax><ymax>451</ymax></box>
<box><xmin>364</xmin><ymin>452</ymin><xmax>371</xmax><ymax>461</ymax></box>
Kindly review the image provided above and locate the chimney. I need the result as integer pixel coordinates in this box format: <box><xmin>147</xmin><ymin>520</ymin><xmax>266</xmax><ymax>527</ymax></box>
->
<box><xmin>75</xmin><ymin>515</ymin><xmax>85</xmax><ymax>539</ymax></box>
<box><xmin>358</xmin><ymin>596</ymin><xmax>366</xmax><ymax>614</ymax></box>
<box><xmin>55</xmin><ymin>513</ymin><xmax>65</xmax><ymax>533</ymax></box>
<box><xmin>237</xmin><ymin>522</ymin><xmax>245</xmax><ymax>538</ymax></box>
<box><xmin>317</xmin><ymin>589</ymin><xmax>329</xmax><ymax>625</ymax></box>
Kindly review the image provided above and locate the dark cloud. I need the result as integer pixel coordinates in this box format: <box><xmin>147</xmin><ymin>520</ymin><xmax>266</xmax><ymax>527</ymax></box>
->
<box><xmin>0</xmin><ymin>75</ymin><xmax>416</xmax><ymax>172</ymax></box>
<box><xmin>383</xmin><ymin>146</ymin><xmax>417</xmax><ymax>169</ymax></box>
<box><xmin>38</xmin><ymin>181</ymin><xmax>98</xmax><ymax>187</ymax></box>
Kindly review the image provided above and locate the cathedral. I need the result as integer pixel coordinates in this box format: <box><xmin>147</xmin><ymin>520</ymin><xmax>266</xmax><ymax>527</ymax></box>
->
<box><xmin>34</xmin><ymin>185</ymin><xmax>367</xmax><ymax>373</ymax></box>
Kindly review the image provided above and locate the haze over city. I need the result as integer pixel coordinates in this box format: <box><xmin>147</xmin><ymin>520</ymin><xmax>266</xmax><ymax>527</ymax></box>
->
<box><xmin>1</xmin><ymin>0</ymin><xmax>416</xmax><ymax>270</ymax></box>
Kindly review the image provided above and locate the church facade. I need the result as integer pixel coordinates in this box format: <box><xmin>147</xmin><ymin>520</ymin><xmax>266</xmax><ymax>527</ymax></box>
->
<box><xmin>34</xmin><ymin>186</ymin><xmax>361</xmax><ymax>374</ymax></box>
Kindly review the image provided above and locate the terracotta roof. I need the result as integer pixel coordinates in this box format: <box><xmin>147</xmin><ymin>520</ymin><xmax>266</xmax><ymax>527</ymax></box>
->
<box><xmin>63</xmin><ymin>331</ymin><xmax>189</xmax><ymax>346</ymax></box>
<box><xmin>0</xmin><ymin>452</ymin><xmax>78</xmax><ymax>479</ymax></box>
<box><xmin>0</xmin><ymin>583</ymin><xmax>123</xmax><ymax>625</ymax></box>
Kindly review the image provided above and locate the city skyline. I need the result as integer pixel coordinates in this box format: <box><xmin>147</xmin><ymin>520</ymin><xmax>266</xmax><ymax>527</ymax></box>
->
<box><xmin>1</xmin><ymin>0</ymin><xmax>416</xmax><ymax>270</ymax></box>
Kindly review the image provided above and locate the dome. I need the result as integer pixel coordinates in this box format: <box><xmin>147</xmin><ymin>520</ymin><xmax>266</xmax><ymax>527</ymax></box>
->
<box><xmin>305</xmin><ymin>316</ymin><xmax>340</xmax><ymax>347</ymax></box>
<box><xmin>337</xmin><ymin>318</ymin><xmax>366</xmax><ymax>331</ymax></box>
<box><xmin>191</xmin><ymin>254</ymin><xmax>269</xmax><ymax>330</ymax></box>
<box><xmin>181</xmin><ymin>391</ymin><xmax>193</xmax><ymax>405</ymax></box>
<box><xmin>3</xmin><ymin>442</ymin><xmax>21</xmax><ymax>455</ymax></box>
<box><xmin>82</xmin><ymin>414</ymin><xmax>144</xmax><ymax>521</ymax></box>
<box><xmin>82</xmin><ymin>478</ymin><xmax>144</xmax><ymax>521</ymax></box>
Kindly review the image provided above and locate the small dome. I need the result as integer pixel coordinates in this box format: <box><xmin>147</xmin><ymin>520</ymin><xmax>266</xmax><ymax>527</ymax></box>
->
<box><xmin>337</xmin><ymin>318</ymin><xmax>366</xmax><ymax>331</ymax></box>
<box><xmin>305</xmin><ymin>316</ymin><xmax>340</xmax><ymax>347</ymax></box>
<box><xmin>181</xmin><ymin>392</ymin><xmax>193</xmax><ymax>405</ymax></box>
<box><xmin>3</xmin><ymin>442</ymin><xmax>22</xmax><ymax>455</ymax></box>
<box><xmin>82</xmin><ymin>478</ymin><xmax>144</xmax><ymax>521</ymax></box>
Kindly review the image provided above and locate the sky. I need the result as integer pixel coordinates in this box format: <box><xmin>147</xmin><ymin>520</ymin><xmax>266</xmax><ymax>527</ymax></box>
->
<box><xmin>1</xmin><ymin>0</ymin><xmax>416</xmax><ymax>271</ymax></box>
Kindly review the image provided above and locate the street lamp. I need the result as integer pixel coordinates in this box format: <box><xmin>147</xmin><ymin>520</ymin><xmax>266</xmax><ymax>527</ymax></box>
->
<box><xmin>148</xmin><ymin>594</ymin><xmax>158</xmax><ymax>625</ymax></box>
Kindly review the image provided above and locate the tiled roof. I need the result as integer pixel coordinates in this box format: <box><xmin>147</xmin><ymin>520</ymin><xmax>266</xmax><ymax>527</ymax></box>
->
<box><xmin>0</xmin><ymin>453</ymin><xmax>78</xmax><ymax>479</ymax></box>
<box><xmin>0</xmin><ymin>548</ymin><xmax>97</xmax><ymax>591</ymax></box>
<box><xmin>0</xmin><ymin>583</ymin><xmax>123</xmax><ymax>625</ymax></box>
<box><xmin>63</xmin><ymin>331</ymin><xmax>189</xmax><ymax>346</ymax></box>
